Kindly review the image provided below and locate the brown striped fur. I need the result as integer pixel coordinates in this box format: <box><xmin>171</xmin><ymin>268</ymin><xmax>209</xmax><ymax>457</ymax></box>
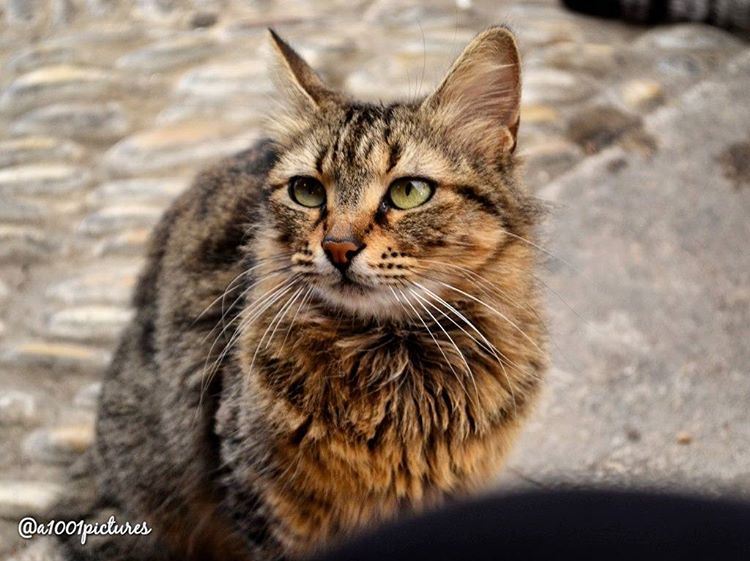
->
<box><xmin>56</xmin><ymin>27</ymin><xmax>546</xmax><ymax>561</ymax></box>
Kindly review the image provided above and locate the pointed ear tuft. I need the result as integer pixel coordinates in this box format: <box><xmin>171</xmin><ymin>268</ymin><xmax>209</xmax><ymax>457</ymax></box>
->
<box><xmin>422</xmin><ymin>26</ymin><xmax>522</xmax><ymax>155</ymax></box>
<box><xmin>268</xmin><ymin>29</ymin><xmax>339</xmax><ymax>112</ymax></box>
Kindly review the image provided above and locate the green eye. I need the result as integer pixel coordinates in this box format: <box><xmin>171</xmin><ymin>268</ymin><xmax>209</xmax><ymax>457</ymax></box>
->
<box><xmin>289</xmin><ymin>176</ymin><xmax>326</xmax><ymax>208</ymax></box>
<box><xmin>387</xmin><ymin>178</ymin><xmax>434</xmax><ymax>210</ymax></box>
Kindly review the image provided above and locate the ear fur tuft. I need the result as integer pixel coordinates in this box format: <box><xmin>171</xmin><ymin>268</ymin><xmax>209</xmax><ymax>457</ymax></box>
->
<box><xmin>422</xmin><ymin>26</ymin><xmax>522</xmax><ymax>155</ymax></box>
<box><xmin>268</xmin><ymin>28</ymin><xmax>340</xmax><ymax>111</ymax></box>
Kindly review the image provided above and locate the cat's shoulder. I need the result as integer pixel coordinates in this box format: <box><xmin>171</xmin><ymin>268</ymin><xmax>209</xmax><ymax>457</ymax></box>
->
<box><xmin>150</xmin><ymin>137</ymin><xmax>277</xmax><ymax>248</ymax></box>
<box><xmin>182</xmin><ymin>137</ymin><xmax>278</xmax><ymax>213</ymax></box>
<box><xmin>133</xmin><ymin>138</ymin><xmax>277</xmax><ymax>307</ymax></box>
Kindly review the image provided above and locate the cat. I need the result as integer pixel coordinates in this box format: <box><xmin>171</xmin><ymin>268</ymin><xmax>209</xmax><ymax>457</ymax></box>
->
<box><xmin>52</xmin><ymin>26</ymin><xmax>547</xmax><ymax>561</ymax></box>
<box><xmin>562</xmin><ymin>0</ymin><xmax>750</xmax><ymax>33</ymax></box>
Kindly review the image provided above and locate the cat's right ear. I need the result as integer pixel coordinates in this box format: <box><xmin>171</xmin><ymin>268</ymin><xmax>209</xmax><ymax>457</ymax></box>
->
<box><xmin>268</xmin><ymin>29</ymin><xmax>340</xmax><ymax>112</ymax></box>
<box><xmin>421</xmin><ymin>26</ymin><xmax>522</xmax><ymax>156</ymax></box>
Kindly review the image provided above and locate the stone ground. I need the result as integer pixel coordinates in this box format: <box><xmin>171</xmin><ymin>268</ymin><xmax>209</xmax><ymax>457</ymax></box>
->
<box><xmin>0</xmin><ymin>0</ymin><xmax>748</xmax><ymax>556</ymax></box>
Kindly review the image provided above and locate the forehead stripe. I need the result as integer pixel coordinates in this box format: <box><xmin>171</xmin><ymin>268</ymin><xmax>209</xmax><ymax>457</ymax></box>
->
<box><xmin>332</xmin><ymin>107</ymin><xmax>357</xmax><ymax>161</ymax></box>
<box><xmin>340</xmin><ymin>107</ymin><xmax>379</xmax><ymax>166</ymax></box>
<box><xmin>343</xmin><ymin>112</ymin><xmax>365</xmax><ymax>164</ymax></box>
<box><xmin>359</xmin><ymin>136</ymin><xmax>377</xmax><ymax>161</ymax></box>
<box><xmin>314</xmin><ymin>144</ymin><xmax>327</xmax><ymax>174</ymax></box>
<box><xmin>386</xmin><ymin>141</ymin><xmax>401</xmax><ymax>173</ymax></box>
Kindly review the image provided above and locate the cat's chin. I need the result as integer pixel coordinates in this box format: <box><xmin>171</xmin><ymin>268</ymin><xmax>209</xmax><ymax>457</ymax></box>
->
<box><xmin>312</xmin><ymin>282</ymin><xmax>408</xmax><ymax>321</ymax></box>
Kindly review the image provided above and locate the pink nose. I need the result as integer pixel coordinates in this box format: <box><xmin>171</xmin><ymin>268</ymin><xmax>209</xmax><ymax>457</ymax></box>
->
<box><xmin>322</xmin><ymin>238</ymin><xmax>363</xmax><ymax>271</ymax></box>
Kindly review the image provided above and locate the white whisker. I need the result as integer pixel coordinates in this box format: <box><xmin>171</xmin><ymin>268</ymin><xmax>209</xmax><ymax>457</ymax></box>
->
<box><xmin>397</xmin><ymin>289</ymin><xmax>463</xmax><ymax>409</ymax></box>
<box><xmin>280</xmin><ymin>286</ymin><xmax>314</xmax><ymax>350</ymax></box>
<box><xmin>436</xmin><ymin>280</ymin><xmax>546</xmax><ymax>356</ymax></box>
<box><xmin>264</xmin><ymin>286</ymin><xmax>305</xmax><ymax>350</ymax></box>
<box><xmin>409</xmin><ymin>288</ymin><xmax>480</xmax><ymax>409</ymax></box>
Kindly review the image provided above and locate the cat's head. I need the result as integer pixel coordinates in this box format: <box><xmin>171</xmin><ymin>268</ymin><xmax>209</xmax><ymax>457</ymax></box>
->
<box><xmin>257</xmin><ymin>27</ymin><xmax>538</xmax><ymax>320</ymax></box>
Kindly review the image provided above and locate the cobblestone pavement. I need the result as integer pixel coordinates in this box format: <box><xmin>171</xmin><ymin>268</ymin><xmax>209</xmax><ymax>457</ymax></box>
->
<box><xmin>1</xmin><ymin>0</ymin><xmax>749</xmax><ymax>556</ymax></box>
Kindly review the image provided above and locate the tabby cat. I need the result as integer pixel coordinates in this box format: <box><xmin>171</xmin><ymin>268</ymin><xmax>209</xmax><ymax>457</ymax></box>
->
<box><xmin>55</xmin><ymin>26</ymin><xmax>546</xmax><ymax>561</ymax></box>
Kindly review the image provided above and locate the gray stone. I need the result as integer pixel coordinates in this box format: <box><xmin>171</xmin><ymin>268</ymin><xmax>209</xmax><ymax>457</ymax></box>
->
<box><xmin>0</xmin><ymin>280</ymin><xmax>9</xmax><ymax>303</ymax></box>
<box><xmin>115</xmin><ymin>33</ymin><xmax>218</xmax><ymax>72</ymax></box>
<box><xmin>0</xmin><ymin>481</ymin><xmax>64</xmax><ymax>519</ymax></box>
<box><xmin>523</xmin><ymin>68</ymin><xmax>598</xmax><ymax>105</ymax></box>
<box><xmin>0</xmin><ymin>391</ymin><xmax>38</xmax><ymax>426</ymax></box>
<box><xmin>135</xmin><ymin>0</ymin><xmax>178</xmax><ymax>17</ymax></box>
<box><xmin>5</xmin><ymin>0</ymin><xmax>45</xmax><ymax>23</ymax></box>
<box><xmin>86</xmin><ymin>177</ymin><xmax>188</xmax><ymax>206</ymax></box>
<box><xmin>513</xmin><ymin>19</ymin><xmax>578</xmax><ymax>48</ymax></box>
<box><xmin>655</xmin><ymin>52</ymin><xmax>708</xmax><ymax>78</ymax></box>
<box><xmin>291</xmin><ymin>34</ymin><xmax>358</xmax><ymax>71</ymax></box>
<box><xmin>191</xmin><ymin>0</ymin><xmax>229</xmax><ymax>10</ymax></box>
<box><xmin>46</xmin><ymin>263</ymin><xmax>141</xmax><ymax>306</ymax></box>
<box><xmin>363</xmin><ymin>1</ymin><xmax>465</xmax><ymax>29</ymax></box>
<box><xmin>520</xmin><ymin>104</ymin><xmax>561</xmax><ymax>126</ymax></box>
<box><xmin>52</xmin><ymin>0</ymin><xmax>78</xmax><ymax>25</ymax></box>
<box><xmin>0</xmin><ymin>164</ymin><xmax>91</xmax><ymax>197</ymax></box>
<box><xmin>620</xmin><ymin>79</ymin><xmax>666</xmax><ymax>111</ymax></box>
<box><xmin>0</xmin><ymin>195</ymin><xmax>84</xmax><ymax>223</ymax></box>
<box><xmin>11</xmin><ymin>102</ymin><xmax>130</xmax><ymax>142</ymax></box>
<box><xmin>23</xmin><ymin>422</ymin><xmax>95</xmax><ymax>465</ymax></box>
<box><xmin>78</xmin><ymin>205</ymin><xmax>164</xmax><ymax>236</ymax></box>
<box><xmin>6</xmin><ymin>44</ymin><xmax>88</xmax><ymax>75</ymax></box>
<box><xmin>343</xmin><ymin>30</ymin><xmax>471</xmax><ymax>101</ymax></box>
<box><xmin>92</xmin><ymin>228</ymin><xmax>152</xmax><ymax>257</ymax></box>
<box><xmin>345</xmin><ymin>60</ymin><xmax>437</xmax><ymax>101</ymax></box>
<box><xmin>718</xmin><ymin>139</ymin><xmax>750</xmax><ymax>190</ymax></box>
<box><xmin>634</xmin><ymin>24</ymin><xmax>744</xmax><ymax>52</ymax></box>
<box><xmin>566</xmin><ymin>106</ymin><xmax>642</xmax><ymax>154</ymax></box>
<box><xmin>509</xmin><ymin>52</ymin><xmax>750</xmax><ymax>491</ymax></box>
<box><xmin>40</xmin><ymin>22</ymin><xmax>144</xmax><ymax>47</ymax></box>
<box><xmin>155</xmin><ymin>100</ymin><xmax>265</xmax><ymax>127</ymax></box>
<box><xmin>521</xmin><ymin>138</ymin><xmax>582</xmax><ymax>191</ymax></box>
<box><xmin>190</xmin><ymin>11</ymin><xmax>218</xmax><ymax>29</ymax></box>
<box><xmin>540</xmin><ymin>42</ymin><xmax>619</xmax><ymax>77</ymax></box>
<box><xmin>159</xmin><ymin>59</ymin><xmax>273</xmax><ymax>124</ymax></box>
<box><xmin>73</xmin><ymin>382</ymin><xmax>101</xmax><ymax>409</ymax></box>
<box><xmin>174</xmin><ymin>59</ymin><xmax>272</xmax><ymax>99</ymax></box>
<box><xmin>84</xmin><ymin>0</ymin><xmax>120</xmax><ymax>17</ymax></box>
<box><xmin>0</xmin><ymin>197</ymin><xmax>47</xmax><ymax>223</ymax></box>
<box><xmin>45</xmin><ymin>305</ymin><xmax>133</xmax><ymax>342</ymax></box>
<box><xmin>1</xmin><ymin>340</ymin><xmax>111</xmax><ymax>372</ymax></box>
<box><xmin>0</xmin><ymin>137</ymin><xmax>85</xmax><ymax>168</ymax></box>
<box><xmin>104</xmin><ymin>120</ymin><xmax>260</xmax><ymax>175</ymax></box>
<box><xmin>0</xmin><ymin>65</ymin><xmax>119</xmax><ymax>115</ymax></box>
<box><xmin>0</xmin><ymin>226</ymin><xmax>54</xmax><ymax>262</ymax></box>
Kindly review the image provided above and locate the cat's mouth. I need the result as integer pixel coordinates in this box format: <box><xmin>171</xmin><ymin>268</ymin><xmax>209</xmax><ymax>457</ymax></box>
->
<box><xmin>314</xmin><ymin>275</ymin><xmax>403</xmax><ymax>319</ymax></box>
<box><xmin>335</xmin><ymin>274</ymin><xmax>370</xmax><ymax>293</ymax></box>
<box><xmin>307</xmin><ymin>263</ymin><xmax>410</xmax><ymax>318</ymax></box>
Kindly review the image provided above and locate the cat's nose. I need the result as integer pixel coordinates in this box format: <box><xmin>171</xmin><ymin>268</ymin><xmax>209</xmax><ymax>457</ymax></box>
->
<box><xmin>322</xmin><ymin>237</ymin><xmax>364</xmax><ymax>272</ymax></box>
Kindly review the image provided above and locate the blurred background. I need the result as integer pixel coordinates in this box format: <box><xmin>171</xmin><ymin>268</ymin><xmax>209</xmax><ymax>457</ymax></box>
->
<box><xmin>0</xmin><ymin>0</ymin><xmax>748</xmax><ymax>555</ymax></box>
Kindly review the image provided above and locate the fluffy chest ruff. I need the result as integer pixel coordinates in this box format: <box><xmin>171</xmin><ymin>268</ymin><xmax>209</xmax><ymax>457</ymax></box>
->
<box><xmin>217</xmin><ymin>288</ymin><xmax>545</xmax><ymax>556</ymax></box>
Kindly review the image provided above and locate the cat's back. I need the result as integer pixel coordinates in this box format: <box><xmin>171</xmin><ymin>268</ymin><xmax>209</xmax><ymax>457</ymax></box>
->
<box><xmin>83</xmin><ymin>139</ymin><xmax>278</xmax><ymax>561</ymax></box>
<box><xmin>128</xmin><ymin>138</ymin><xmax>277</xmax><ymax>358</ymax></box>
<box><xmin>105</xmin><ymin>136</ymin><xmax>279</xmax><ymax>430</ymax></box>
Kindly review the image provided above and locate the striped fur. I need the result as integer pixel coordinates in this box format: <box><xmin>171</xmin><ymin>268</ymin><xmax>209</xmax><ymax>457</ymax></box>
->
<box><xmin>56</xmin><ymin>27</ymin><xmax>546</xmax><ymax>561</ymax></box>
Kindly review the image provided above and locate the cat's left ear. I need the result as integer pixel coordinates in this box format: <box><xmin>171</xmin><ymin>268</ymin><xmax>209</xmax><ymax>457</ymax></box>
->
<box><xmin>268</xmin><ymin>29</ymin><xmax>340</xmax><ymax>112</ymax></box>
<box><xmin>422</xmin><ymin>26</ymin><xmax>521</xmax><ymax>155</ymax></box>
